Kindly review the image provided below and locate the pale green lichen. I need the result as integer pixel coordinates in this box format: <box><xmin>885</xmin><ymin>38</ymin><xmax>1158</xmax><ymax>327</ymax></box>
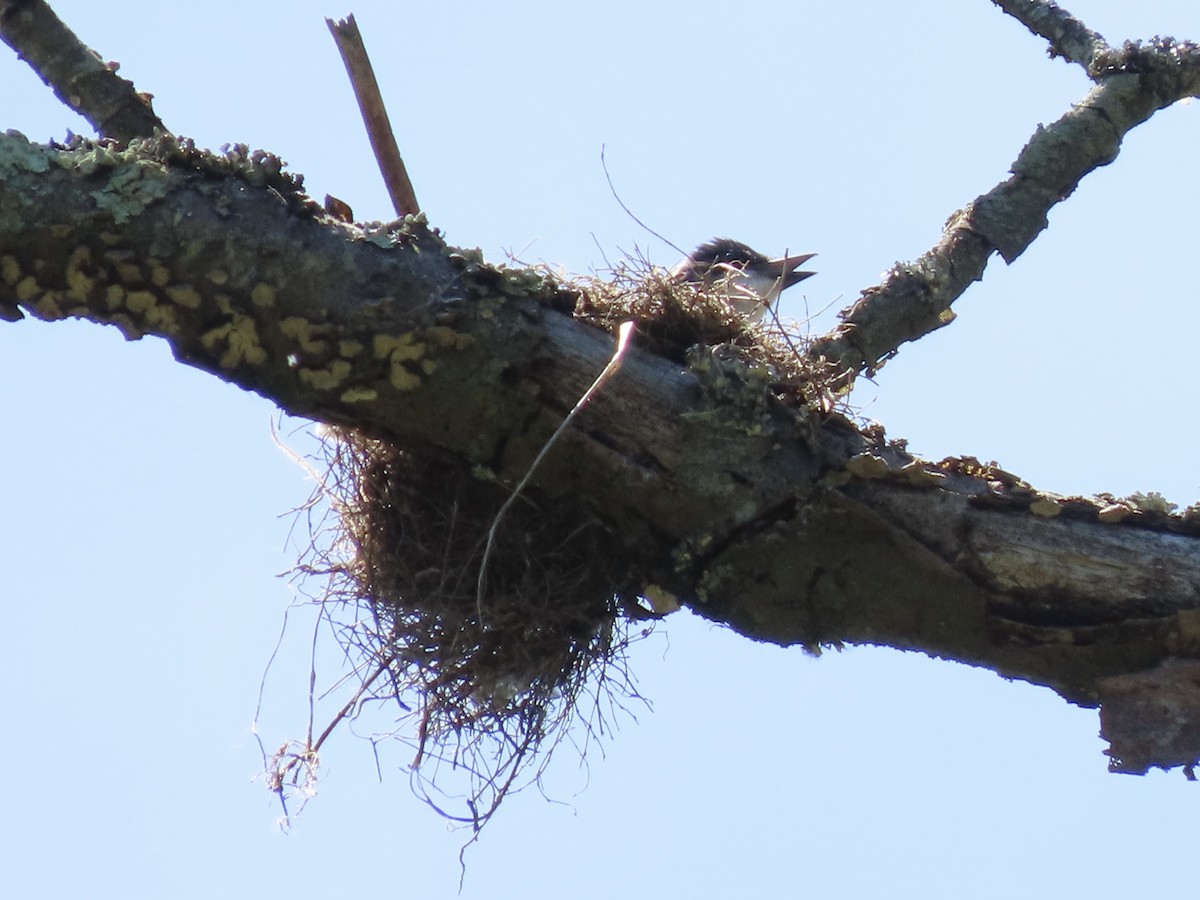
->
<box><xmin>72</xmin><ymin>143</ymin><xmax>121</xmax><ymax>176</ymax></box>
<box><xmin>0</xmin><ymin>131</ymin><xmax>52</xmax><ymax>177</ymax></box>
<box><xmin>1126</xmin><ymin>491</ymin><xmax>1177</xmax><ymax>515</ymax></box>
<box><xmin>89</xmin><ymin>158</ymin><xmax>172</xmax><ymax>225</ymax></box>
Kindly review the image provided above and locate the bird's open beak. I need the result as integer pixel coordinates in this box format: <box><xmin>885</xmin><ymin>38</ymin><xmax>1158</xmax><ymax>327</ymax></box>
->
<box><xmin>767</xmin><ymin>252</ymin><xmax>818</xmax><ymax>290</ymax></box>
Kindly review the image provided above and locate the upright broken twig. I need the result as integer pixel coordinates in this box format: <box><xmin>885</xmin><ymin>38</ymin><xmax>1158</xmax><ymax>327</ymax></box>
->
<box><xmin>326</xmin><ymin>14</ymin><xmax>420</xmax><ymax>217</ymax></box>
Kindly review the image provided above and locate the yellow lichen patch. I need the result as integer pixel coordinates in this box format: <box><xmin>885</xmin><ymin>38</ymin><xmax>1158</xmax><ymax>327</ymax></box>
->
<box><xmin>208</xmin><ymin>268</ymin><xmax>229</xmax><ymax>285</ymax></box>
<box><xmin>105</xmin><ymin>284</ymin><xmax>125</xmax><ymax>310</ymax></box>
<box><xmin>149</xmin><ymin>264</ymin><xmax>170</xmax><ymax>287</ymax></box>
<box><xmin>389</xmin><ymin>363</ymin><xmax>421</xmax><ymax>391</ymax></box>
<box><xmin>1029</xmin><ymin>497</ymin><xmax>1062</xmax><ymax>518</ymax></box>
<box><xmin>393</xmin><ymin>340</ymin><xmax>426</xmax><ymax>362</ymax></box>
<box><xmin>373</xmin><ymin>333</ymin><xmax>425</xmax><ymax>361</ymax></box>
<box><xmin>1097</xmin><ymin>504</ymin><xmax>1131</xmax><ymax>523</ymax></box>
<box><xmin>110</xmin><ymin>314</ymin><xmax>144</xmax><ymax>341</ymax></box>
<box><xmin>16</xmin><ymin>276</ymin><xmax>40</xmax><ymax>302</ymax></box>
<box><xmin>142</xmin><ymin>302</ymin><xmax>180</xmax><ymax>336</ymax></box>
<box><xmin>201</xmin><ymin>313</ymin><xmax>268</xmax><ymax>368</ymax></box>
<box><xmin>845</xmin><ymin>453</ymin><xmax>890</xmax><ymax>479</ymax></box>
<box><xmin>1</xmin><ymin>255</ymin><xmax>21</xmax><ymax>286</ymax></box>
<box><xmin>279</xmin><ymin>316</ymin><xmax>332</xmax><ymax>354</ymax></box>
<box><xmin>33</xmin><ymin>291</ymin><xmax>64</xmax><ymax>319</ymax></box>
<box><xmin>165</xmin><ymin>284</ymin><xmax>201</xmax><ymax>309</ymax></box>
<box><xmin>900</xmin><ymin>462</ymin><xmax>945</xmax><ymax>487</ymax></box>
<box><xmin>420</xmin><ymin>359</ymin><xmax>438</xmax><ymax>375</ymax></box>
<box><xmin>426</xmin><ymin>325</ymin><xmax>475</xmax><ymax>350</ymax></box>
<box><xmin>64</xmin><ymin>246</ymin><xmax>95</xmax><ymax>300</ymax></box>
<box><xmin>338</xmin><ymin>339</ymin><xmax>364</xmax><ymax>358</ymax></box>
<box><xmin>340</xmin><ymin>386</ymin><xmax>378</xmax><ymax>403</ymax></box>
<box><xmin>298</xmin><ymin>359</ymin><xmax>352</xmax><ymax>390</ymax></box>
<box><xmin>643</xmin><ymin>584</ymin><xmax>681</xmax><ymax>615</ymax></box>
<box><xmin>125</xmin><ymin>290</ymin><xmax>157</xmax><ymax>314</ymax></box>
<box><xmin>114</xmin><ymin>262</ymin><xmax>143</xmax><ymax>284</ymax></box>
<box><xmin>251</xmin><ymin>283</ymin><xmax>277</xmax><ymax>309</ymax></box>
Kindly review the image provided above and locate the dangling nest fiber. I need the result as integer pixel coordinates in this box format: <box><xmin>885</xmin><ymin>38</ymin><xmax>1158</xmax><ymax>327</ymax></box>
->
<box><xmin>274</xmin><ymin>426</ymin><xmax>648</xmax><ymax>830</ymax></box>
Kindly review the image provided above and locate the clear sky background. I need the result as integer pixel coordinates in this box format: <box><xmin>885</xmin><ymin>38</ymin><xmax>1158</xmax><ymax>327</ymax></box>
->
<box><xmin>2</xmin><ymin>1</ymin><xmax>1199</xmax><ymax>897</ymax></box>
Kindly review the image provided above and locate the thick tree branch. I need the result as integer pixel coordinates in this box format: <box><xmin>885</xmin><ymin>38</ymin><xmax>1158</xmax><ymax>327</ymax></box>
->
<box><xmin>3</xmin><ymin>133</ymin><xmax>1200</xmax><ymax>778</ymax></box>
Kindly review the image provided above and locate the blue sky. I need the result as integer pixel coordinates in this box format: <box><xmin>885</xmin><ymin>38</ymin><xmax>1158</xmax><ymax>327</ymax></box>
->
<box><xmin>2</xmin><ymin>1</ymin><xmax>1199</xmax><ymax>897</ymax></box>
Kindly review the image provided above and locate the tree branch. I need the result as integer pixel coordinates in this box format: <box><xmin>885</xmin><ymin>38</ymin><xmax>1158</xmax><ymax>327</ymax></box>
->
<box><xmin>991</xmin><ymin>0</ymin><xmax>1109</xmax><ymax>70</ymax></box>
<box><xmin>806</xmin><ymin>35</ymin><xmax>1200</xmax><ymax>388</ymax></box>
<box><xmin>3</xmin><ymin>132</ymin><xmax>1200</xmax><ymax>771</ymax></box>
<box><xmin>5</xmin><ymin>3</ymin><xmax>1200</xmax><ymax>775</ymax></box>
<box><xmin>0</xmin><ymin>0</ymin><xmax>164</xmax><ymax>141</ymax></box>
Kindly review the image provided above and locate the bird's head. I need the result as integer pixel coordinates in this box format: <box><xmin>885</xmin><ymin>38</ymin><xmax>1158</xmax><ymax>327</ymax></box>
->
<box><xmin>670</xmin><ymin>238</ymin><xmax>816</xmax><ymax>322</ymax></box>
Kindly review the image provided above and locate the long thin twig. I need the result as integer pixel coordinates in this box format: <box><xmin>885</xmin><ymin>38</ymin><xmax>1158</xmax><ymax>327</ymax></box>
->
<box><xmin>476</xmin><ymin>322</ymin><xmax>635</xmax><ymax>621</ymax></box>
<box><xmin>326</xmin><ymin>15</ymin><xmax>420</xmax><ymax>217</ymax></box>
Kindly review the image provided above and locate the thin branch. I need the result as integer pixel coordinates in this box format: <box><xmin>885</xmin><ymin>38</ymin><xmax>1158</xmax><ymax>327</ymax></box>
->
<box><xmin>326</xmin><ymin>15</ymin><xmax>420</xmax><ymax>217</ymax></box>
<box><xmin>991</xmin><ymin>0</ymin><xmax>1110</xmax><ymax>71</ymax></box>
<box><xmin>0</xmin><ymin>0</ymin><xmax>164</xmax><ymax>141</ymax></box>
<box><xmin>807</xmin><ymin>36</ymin><xmax>1200</xmax><ymax>389</ymax></box>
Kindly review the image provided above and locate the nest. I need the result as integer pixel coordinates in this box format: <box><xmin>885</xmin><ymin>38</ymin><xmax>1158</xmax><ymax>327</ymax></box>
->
<box><xmin>266</xmin><ymin>252</ymin><xmax>841</xmax><ymax>832</ymax></box>
<box><xmin>573</xmin><ymin>257</ymin><xmax>843</xmax><ymax>411</ymax></box>
<box><xmin>271</xmin><ymin>428</ymin><xmax>649</xmax><ymax>831</ymax></box>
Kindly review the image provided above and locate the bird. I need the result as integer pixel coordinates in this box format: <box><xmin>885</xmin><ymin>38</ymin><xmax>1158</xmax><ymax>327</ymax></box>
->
<box><xmin>669</xmin><ymin>238</ymin><xmax>816</xmax><ymax>322</ymax></box>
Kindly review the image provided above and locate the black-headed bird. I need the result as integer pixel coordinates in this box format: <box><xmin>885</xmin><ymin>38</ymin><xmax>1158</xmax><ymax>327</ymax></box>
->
<box><xmin>670</xmin><ymin>237</ymin><xmax>816</xmax><ymax>322</ymax></box>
